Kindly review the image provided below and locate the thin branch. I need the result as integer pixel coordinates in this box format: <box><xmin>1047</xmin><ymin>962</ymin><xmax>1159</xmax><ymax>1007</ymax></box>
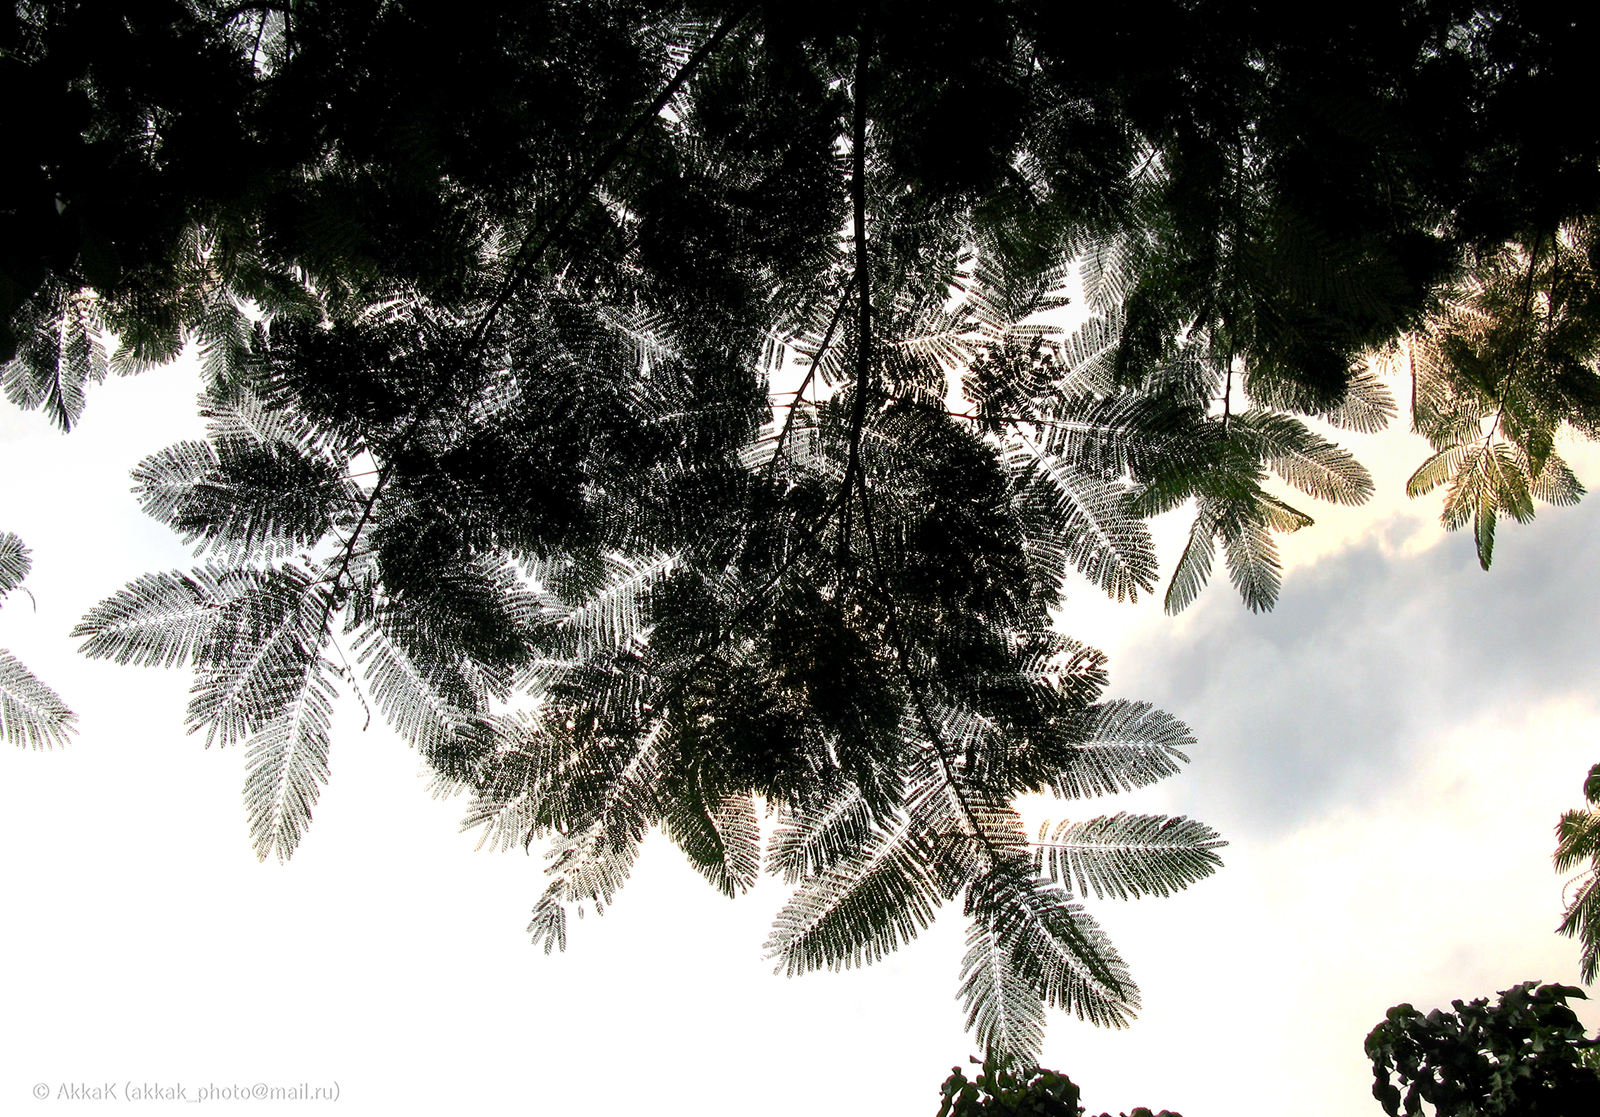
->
<box><xmin>838</xmin><ymin>23</ymin><xmax>874</xmax><ymax>561</ymax></box>
<box><xmin>764</xmin><ymin>282</ymin><xmax>854</xmax><ymax>481</ymax></box>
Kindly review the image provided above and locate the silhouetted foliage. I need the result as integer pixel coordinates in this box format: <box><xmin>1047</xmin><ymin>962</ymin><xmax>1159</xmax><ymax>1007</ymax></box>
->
<box><xmin>8</xmin><ymin>0</ymin><xmax>1600</xmax><ymax>1062</ymax></box>
<box><xmin>935</xmin><ymin>1057</ymin><xmax>1181</xmax><ymax>1117</ymax></box>
<box><xmin>1366</xmin><ymin>981</ymin><xmax>1600</xmax><ymax>1116</ymax></box>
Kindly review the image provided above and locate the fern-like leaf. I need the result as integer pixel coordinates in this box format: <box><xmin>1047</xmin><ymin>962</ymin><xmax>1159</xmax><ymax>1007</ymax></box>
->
<box><xmin>965</xmin><ymin>862</ymin><xmax>1137</xmax><ymax>1030</ymax></box>
<box><xmin>1052</xmin><ymin>700</ymin><xmax>1193</xmax><ymax>800</ymax></box>
<box><xmin>353</xmin><ymin>621</ymin><xmax>479</xmax><ymax>755</ymax></box>
<box><xmin>1163</xmin><ymin>501</ymin><xmax>1219</xmax><ymax>615</ymax></box>
<box><xmin>1033</xmin><ymin>813</ymin><xmax>1225</xmax><ymax>900</ymax></box>
<box><xmin>185</xmin><ymin>569</ymin><xmax>328</xmax><ymax>747</ymax></box>
<box><xmin>243</xmin><ymin>653</ymin><xmax>337</xmax><ymax>861</ymax></box>
<box><xmin>0</xmin><ymin>649</ymin><xmax>76</xmax><ymax>748</ymax></box>
<box><xmin>0</xmin><ymin>532</ymin><xmax>31</xmax><ymax>596</ymax></box>
<box><xmin>664</xmin><ymin>790</ymin><xmax>761</xmax><ymax>898</ymax></box>
<box><xmin>1008</xmin><ymin>434</ymin><xmax>1156</xmax><ymax>602</ymax></box>
<box><xmin>958</xmin><ymin>917</ymin><xmax>1047</xmax><ymax>1064</ymax></box>
<box><xmin>74</xmin><ymin>567</ymin><xmax>274</xmax><ymax>669</ymax></box>
<box><xmin>765</xmin><ymin>819</ymin><xmax>953</xmax><ymax>975</ymax></box>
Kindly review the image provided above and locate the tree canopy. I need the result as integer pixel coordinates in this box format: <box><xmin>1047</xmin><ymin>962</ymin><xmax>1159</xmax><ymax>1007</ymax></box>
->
<box><xmin>6</xmin><ymin>0</ymin><xmax>1600</xmax><ymax>1064</ymax></box>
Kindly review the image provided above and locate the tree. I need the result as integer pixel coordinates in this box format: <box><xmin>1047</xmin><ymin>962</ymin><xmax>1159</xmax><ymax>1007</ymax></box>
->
<box><xmin>1365</xmin><ymin>981</ymin><xmax>1600</xmax><ymax>1116</ymax></box>
<box><xmin>10</xmin><ymin>0</ymin><xmax>1600</xmax><ymax>1064</ymax></box>
<box><xmin>1555</xmin><ymin>763</ymin><xmax>1600</xmax><ymax>983</ymax></box>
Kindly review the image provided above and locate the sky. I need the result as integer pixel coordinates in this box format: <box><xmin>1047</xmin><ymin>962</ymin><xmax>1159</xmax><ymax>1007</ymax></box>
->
<box><xmin>2</xmin><ymin>354</ymin><xmax>1599</xmax><ymax>1117</ymax></box>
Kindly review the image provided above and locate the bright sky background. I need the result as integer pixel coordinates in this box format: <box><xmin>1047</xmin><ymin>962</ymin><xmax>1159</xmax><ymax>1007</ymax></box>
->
<box><xmin>3</xmin><ymin>349</ymin><xmax>1599</xmax><ymax>1117</ymax></box>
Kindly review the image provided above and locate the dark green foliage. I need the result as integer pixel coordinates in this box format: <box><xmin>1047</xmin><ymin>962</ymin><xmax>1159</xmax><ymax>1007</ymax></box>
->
<box><xmin>1366</xmin><ymin>982</ymin><xmax>1600</xmax><ymax>1116</ymax></box>
<box><xmin>937</xmin><ymin>1058</ymin><xmax>1080</xmax><ymax>1117</ymax></box>
<box><xmin>934</xmin><ymin>1056</ymin><xmax>1182</xmax><ymax>1117</ymax></box>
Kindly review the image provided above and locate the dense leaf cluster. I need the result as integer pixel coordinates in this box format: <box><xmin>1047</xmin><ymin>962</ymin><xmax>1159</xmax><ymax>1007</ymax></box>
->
<box><xmin>1366</xmin><ymin>982</ymin><xmax>1600</xmax><ymax>1116</ymax></box>
<box><xmin>9</xmin><ymin>0</ymin><xmax>1600</xmax><ymax>1063</ymax></box>
<box><xmin>935</xmin><ymin>1057</ymin><xmax>1181</xmax><ymax>1117</ymax></box>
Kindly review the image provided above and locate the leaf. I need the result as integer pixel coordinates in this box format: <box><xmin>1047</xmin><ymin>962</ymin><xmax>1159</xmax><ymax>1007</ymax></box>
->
<box><xmin>1219</xmin><ymin>513</ymin><xmax>1283</xmax><ymax>613</ymax></box>
<box><xmin>0</xmin><ymin>532</ymin><xmax>31</xmax><ymax>596</ymax></box>
<box><xmin>353</xmin><ymin>620</ymin><xmax>480</xmax><ymax>755</ymax></box>
<box><xmin>664</xmin><ymin>790</ymin><xmax>761</xmax><ymax>898</ymax></box>
<box><xmin>537</xmin><ymin>551</ymin><xmax>678</xmax><ymax>662</ymax></box>
<box><xmin>243</xmin><ymin>653</ymin><xmax>337</xmax><ymax>861</ymax></box>
<box><xmin>1052</xmin><ymin>700</ymin><xmax>1193</xmax><ymax>800</ymax></box>
<box><xmin>958</xmin><ymin>916</ymin><xmax>1047</xmax><ymax>1065</ymax></box>
<box><xmin>174</xmin><ymin>438</ymin><xmax>348</xmax><ymax>559</ymax></box>
<box><xmin>1033</xmin><ymin>813</ymin><xmax>1225</xmax><ymax>900</ymax></box>
<box><xmin>767</xmin><ymin>788</ymin><xmax>876</xmax><ymax>884</ymax></box>
<box><xmin>1530</xmin><ymin>451</ymin><xmax>1585</xmax><ymax>507</ymax></box>
<box><xmin>74</xmin><ymin>567</ymin><xmax>274</xmax><ymax>670</ymax></box>
<box><xmin>131</xmin><ymin>441</ymin><xmax>221</xmax><ymax>530</ymax></box>
<box><xmin>765</xmin><ymin>817</ymin><xmax>955</xmax><ymax>975</ymax></box>
<box><xmin>184</xmin><ymin>568</ymin><xmax>328</xmax><ymax>748</ymax></box>
<box><xmin>1242</xmin><ymin>411</ymin><xmax>1374</xmax><ymax>506</ymax></box>
<box><xmin>0</xmin><ymin>649</ymin><xmax>76</xmax><ymax>748</ymax></box>
<box><xmin>965</xmin><ymin>862</ymin><xmax>1138</xmax><ymax>1030</ymax></box>
<box><xmin>1008</xmin><ymin>433</ymin><xmax>1156</xmax><ymax>602</ymax></box>
<box><xmin>1163</xmin><ymin>501</ymin><xmax>1219</xmax><ymax>615</ymax></box>
<box><xmin>1407</xmin><ymin>444</ymin><xmax>1467</xmax><ymax>498</ymax></box>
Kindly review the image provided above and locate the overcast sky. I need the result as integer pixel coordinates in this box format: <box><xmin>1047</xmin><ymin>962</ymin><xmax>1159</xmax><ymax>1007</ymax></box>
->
<box><xmin>3</xmin><ymin>356</ymin><xmax>1598</xmax><ymax>1117</ymax></box>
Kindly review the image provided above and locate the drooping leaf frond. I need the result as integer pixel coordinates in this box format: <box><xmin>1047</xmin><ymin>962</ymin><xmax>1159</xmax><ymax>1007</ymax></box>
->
<box><xmin>184</xmin><ymin>568</ymin><xmax>329</xmax><ymax>748</ymax></box>
<box><xmin>958</xmin><ymin>916</ymin><xmax>1048</xmax><ymax>1066</ymax></box>
<box><xmin>1163</xmin><ymin>501</ymin><xmax>1220</xmax><ymax>616</ymax></box>
<box><xmin>1220</xmin><ymin>513</ymin><xmax>1284</xmax><ymax>614</ymax></box>
<box><xmin>244</xmin><ymin>652</ymin><xmax>337</xmax><ymax>861</ymax></box>
<box><xmin>0</xmin><ymin>648</ymin><xmax>76</xmax><ymax>748</ymax></box>
<box><xmin>1007</xmin><ymin>434</ymin><xmax>1156</xmax><ymax>602</ymax></box>
<box><xmin>767</xmin><ymin>788</ymin><xmax>876</xmax><ymax>884</ymax></box>
<box><xmin>663</xmin><ymin>790</ymin><xmax>761</xmax><ymax>898</ymax></box>
<box><xmin>1241</xmin><ymin>411</ymin><xmax>1374</xmax><ymax>506</ymax></box>
<box><xmin>352</xmin><ymin>620</ymin><xmax>480</xmax><ymax>756</ymax></box>
<box><xmin>965</xmin><ymin>861</ymin><xmax>1138</xmax><ymax>1031</ymax></box>
<box><xmin>766</xmin><ymin>814</ymin><xmax>956</xmax><ymax>975</ymax></box>
<box><xmin>74</xmin><ymin>567</ymin><xmax>281</xmax><ymax>670</ymax></box>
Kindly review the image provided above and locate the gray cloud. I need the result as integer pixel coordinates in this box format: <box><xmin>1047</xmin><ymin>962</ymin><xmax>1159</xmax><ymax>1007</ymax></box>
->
<box><xmin>1105</xmin><ymin>501</ymin><xmax>1600</xmax><ymax>838</ymax></box>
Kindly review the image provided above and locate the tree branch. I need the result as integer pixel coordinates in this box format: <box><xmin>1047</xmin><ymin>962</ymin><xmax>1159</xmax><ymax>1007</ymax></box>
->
<box><xmin>839</xmin><ymin>23</ymin><xmax>874</xmax><ymax>563</ymax></box>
